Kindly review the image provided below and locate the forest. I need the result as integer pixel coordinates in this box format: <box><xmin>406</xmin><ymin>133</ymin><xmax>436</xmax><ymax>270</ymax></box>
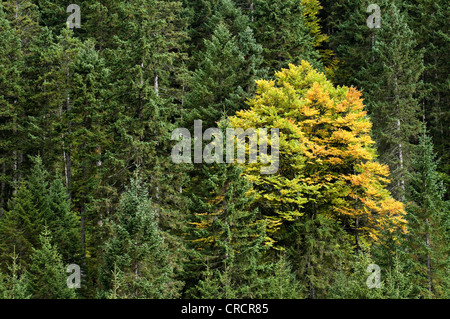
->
<box><xmin>0</xmin><ymin>0</ymin><xmax>448</xmax><ymax>299</ymax></box>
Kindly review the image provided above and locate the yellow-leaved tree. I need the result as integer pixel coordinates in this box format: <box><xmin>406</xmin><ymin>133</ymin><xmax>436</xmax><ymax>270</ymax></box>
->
<box><xmin>229</xmin><ymin>61</ymin><xmax>407</xmax><ymax>249</ymax></box>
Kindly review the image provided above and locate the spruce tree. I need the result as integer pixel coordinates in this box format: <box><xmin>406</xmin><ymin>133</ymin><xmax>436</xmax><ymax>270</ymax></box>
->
<box><xmin>323</xmin><ymin>1</ymin><xmax>424</xmax><ymax>201</ymax></box>
<box><xmin>183</xmin><ymin>126</ymin><xmax>269</xmax><ymax>298</ymax></box>
<box><xmin>357</xmin><ymin>3</ymin><xmax>424</xmax><ymax>201</ymax></box>
<box><xmin>0</xmin><ymin>249</ymin><xmax>31</xmax><ymax>299</ymax></box>
<box><xmin>330</xmin><ymin>246</ymin><xmax>415</xmax><ymax>299</ymax></box>
<box><xmin>321</xmin><ymin>0</ymin><xmax>372</xmax><ymax>86</ymax></box>
<box><xmin>404</xmin><ymin>0</ymin><xmax>450</xmax><ymax>200</ymax></box>
<box><xmin>26</xmin><ymin>157</ymin><xmax>80</xmax><ymax>264</ymax></box>
<box><xmin>0</xmin><ymin>157</ymin><xmax>80</xmax><ymax>270</ymax></box>
<box><xmin>0</xmin><ymin>5</ymin><xmax>24</xmax><ymax>211</ymax></box>
<box><xmin>47</xmin><ymin>173</ymin><xmax>81</xmax><ymax>264</ymax></box>
<box><xmin>328</xmin><ymin>249</ymin><xmax>383</xmax><ymax>299</ymax></box>
<box><xmin>247</xmin><ymin>0</ymin><xmax>322</xmax><ymax>72</ymax></box>
<box><xmin>102</xmin><ymin>0</ymin><xmax>189</xmax><ymax>218</ymax></box>
<box><xmin>99</xmin><ymin>172</ymin><xmax>182</xmax><ymax>299</ymax></box>
<box><xmin>406</xmin><ymin>127</ymin><xmax>449</xmax><ymax>298</ymax></box>
<box><xmin>0</xmin><ymin>182</ymin><xmax>41</xmax><ymax>269</ymax></box>
<box><xmin>257</xmin><ymin>253</ymin><xmax>305</xmax><ymax>299</ymax></box>
<box><xmin>62</xmin><ymin>37</ymin><xmax>111</xmax><ymax>270</ymax></box>
<box><xmin>287</xmin><ymin>214</ymin><xmax>353</xmax><ymax>298</ymax></box>
<box><xmin>27</xmin><ymin>228</ymin><xmax>77</xmax><ymax>299</ymax></box>
<box><xmin>185</xmin><ymin>21</ymin><xmax>265</xmax><ymax>128</ymax></box>
<box><xmin>404</xmin><ymin>0</ymin><xmax>450</xmax><ymax>147</ymax></box>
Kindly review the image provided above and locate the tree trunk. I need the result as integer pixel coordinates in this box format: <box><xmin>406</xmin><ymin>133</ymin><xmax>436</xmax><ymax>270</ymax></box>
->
<box><xmin>154</xmin><ymin>74</ymin><xmax>159</xmax><ymax>96</ymax></box>
<box><xmin>64</xmin><ymin>56</ymin><xmax>73</xmax><ymax>199</ymax></box>
<box><xmin>397</xmin><ymin>118</ymin><xmax>405</xmax><ymax>197</ymax></box>
<box><xmin>425</xmin><ymin>218</ymin><xmax>432</xmax><ymax>294</ymax></box>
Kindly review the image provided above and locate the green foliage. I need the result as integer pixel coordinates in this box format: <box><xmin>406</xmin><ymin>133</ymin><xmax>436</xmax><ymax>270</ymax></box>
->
<box><xmin>0</xmin><ymin>5</ymin><xmax>25</xmax><ymax>209</ymax></box>
<box><xmin>0</xmin><ymin>182</ymin><xmax>41</xmax><ymax>268</ymax></box>
<box><xmin>184</xmin><ymin>0</ymin><xmax>266</xmax><ymax>128</ymax></box>
<box><xmin>185</xmin><ymin>22</ymin><xmax>265</xmax><ymax>128</ymax></box>
<box><xmin>329</xmin><ymin>248</ymin><xmax>414</xmax><ymax>299</ymax></box>
<box><xmin>404</xmin><ymin>0</ymin><xmax>450</xmax><ymax>184</ymax></box>
<box><xmin>248</xmin><ymin>0</ymin><xmax>322</xmax><ymax>71</ymax></box>
<box><xmin>100</xmin><ymin>172</ymin><xmax>182</xmax><ymax>299</ymax></box>
<box><xmin>0</xmin><ymin>157</ymin><xmax>80</xmax><ymax>270</ymax></box>
<box><xmin>357</xmin><ymin>3</ymin><xmax>424</xmax><ymax>201</ymax></box>
<box><xmin>258</xmin><ymin>253</ymin><xmax>305</xmax><ymax>299</ymax></box>
<box><xmin>406</xmin><ymin>127</ymin><xmax>449</xmax><ymax>298</ymax></box>
<box><xmin>27</xmin><ymin>228</ymin><xmax>77</xmax><ymax>299</ymax></box>
<box><xmin>0</xmin><ymin>249</ymin><xmax>31</xmax><ymax>299</ymax></box>
<box><xmin>0</xmin><ymin>0</ymin><xmax>447</xmax><ymax>300</ymax></box>
<box><xmin>184</xmin><ymin>154</ymin><xmax>268</xmax><ymax>297</ymax></box>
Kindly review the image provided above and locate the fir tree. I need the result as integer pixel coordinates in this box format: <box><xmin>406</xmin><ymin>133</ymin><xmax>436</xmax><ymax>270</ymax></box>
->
<box><xmin>100</xmin><ymin>172</ymin><xmax>182</xmax><ymax>299</ymax></box>
<box><xmin>329</xmin><ymin>247</ymin><xmax>415</xmax><ymax>299</ymax></box>
<box><xmin>404</xmin><ymin>0</ymin><xmax>450</xmax><ymax>201</ymax></box>
<box><xmin>356</xmin><ymin>2</ymin><xmax>424</xmax><ymax>201</ymax></box>
<box><xmin>27</xmin><ymin>157</ymin><xmax>80</xmax><ymax>264</ymax></box>
<box><xmin>182</xmin><ymin>123</ymin><xmax>269</xmax><ymax>298</ymax></box>
<box><xmin>0</xmin><ymin>5</ymin><xmax>24</xmax><ymax>211</ymax></box>
<box><xmin>403</xmin><ymin>0</ymin><xmax>450</xmax><ymax>172</ymax></box>
<box><xmin>0</xmin><ymin>182</ymin><xmax>41</xmax><ymax>269</ymax></box>
<box><xmin>247</xmin><ymin>0</ymin><xmax>322</xmax><ymax>72</ymax></box>
<box><xmin>322</xmin><ymin>0</ymin><xmax>372</xmax><ymax>86</ymax></box>
<box><xmin>27</xmin><ymin>228</ymin><xmax>77</xmax><ymax>299</ymax></box>
<box><xmin>328</xmin><ymin>249</ymin><xmax>383</xmax><ymax>299</ymax></box>
<box><xmin>406</xmin><ymin>127</ymin><xmax>449</xmax><ymax>298</ymax></box>
<box><xmin>184</xmin><ymin>160</ymin><xmax>266</xmax><ymax>297</ymax></box>
<box><xmin>185</xmin><ymin>21</ymin><xmax>265</xmax><ymax>128</ymax></box>
<box><xmin>258</xmin><ymin>253</ymin><xmax>305</xmax><ymax>299</ymax></box>
<box><xmin>0</xmin><ymin>157</ymin><xmax>80</xmax><ymax>270</ymax></box>
<box><xmin>0</xmin><ymin>249</ymin><xmax>31</xmax><ymax>299</ymax></box>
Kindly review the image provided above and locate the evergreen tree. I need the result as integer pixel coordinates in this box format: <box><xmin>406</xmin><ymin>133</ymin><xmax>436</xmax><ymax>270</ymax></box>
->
<box><xmin>185</xmin><ymin>21</ymin><xmax>265</xmax><ymax>128</ymax></box>
<box><xmin>184</xmin><ymin>157</ymin><xmax>267</xmax><ymax>298</ymax></box>
<box><xmin>101</xmin><ymin>0</ymin><xmax>189</xmax><ymax>226</ymax></box>
<box><xmin>47</xmin><ymin>173</ymin><xmax>81</xmax><ymax>264</ymax></box>
<box><xmin>288</xmin><ymin>214</ymin><xmax>353</xmax><ymax>298</ymax></box>
<box><xmin>0</xmin><ymin>5</ymin><xmax>24</xmax><ymax>211</ymax></box>
<box><xmin>247</xmin><ymin>0</ymin><xmax>322</xmax><ymax>72</ymax></box>
<box><xmin>323</xmin><ymin>1</ymin><xmax>424</xmax><ymax>201</ymax></box>
<box><xmin>182</xmin><ymin>0</ymin><xmax>219</xmax><ymax>54</ymax></box>
<box><xmin>0</xmin><ymin>0</ymin><xmax>447</xmax><ymax>301</ymax></box>
<box><xmin>406</xmin><ymin>127</ymin><xmax>449</xmax><ymax>298</ymax></box>
<box><xmin>99</xmin><ymin>172</ymin><xmax>182</xmax><ymax>299</ymax></box>
<box><xmin>404</xmin><ymin>0</ymin><xmax>450</xmax><ymax>200</ymax></box>
<box><xmin>0</xmin><ymin>249</ymin><xmax>31</xmax><ymax>299</ymax></box>
<box><xmin>328</xmin><ymin>249</ymin><xmax>383</xmax><ymax>299</ymax></box>
<box><xmin>257</xmin><ymin>253</ymin><xmax>305</xmax><ymax>299</ymax></box>
<box><xmin>192</xmin><ymin>265</ymin><xmax>237</xmax><ymax>299</ymax></box>
<box><xmin>328</xmin><ymin>247</ymin><xmax>415</xmax><ymax>299</ymax></box>
<box><xmin>0</xmin><ymin>157</ymin><xmax>80</xmax><ymax>270</ymax></box>
<box><xmin>27</xmin><ymin>157</ymin><xmax>80</xmax><ymax>264</ymax></box>
<box><xmin>356</xmin><ymin>2</ymin><xmax>424</xmax><ymax>201</ymax></box>
<box><xmin>321</xmin><ymin>0</ymin><xmax>372</xmax><ymax>86</ymax></box>
<box><xmin>62</xmin><ymin>37</ymin><xmax>111</xmax><ymax>273</ymax></box>
<box><xmin>0</xmin><ymin>182</ymin><xmax>41</xmax><ymax>269</ymax></box>
<box><xmin>27</xmin><ymin>228</ymin><xmax>77</xmax><ymax>299</ymax></box>
<box><xmin>382</xmin><ymin>248</ymin><xmax>415</xmax><ymax>299</ymax></box>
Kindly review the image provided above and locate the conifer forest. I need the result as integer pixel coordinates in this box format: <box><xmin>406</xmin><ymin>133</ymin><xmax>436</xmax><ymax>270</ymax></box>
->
<box><xmin>0</xmin><ymin>0</ymin><xmax>449</xmax><ymax>300</ymax></box>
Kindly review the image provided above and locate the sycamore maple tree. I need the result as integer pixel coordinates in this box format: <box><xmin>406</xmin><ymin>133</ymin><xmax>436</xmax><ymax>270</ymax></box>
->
<box><xmin>229</xmin><ymin>61</ymin><xmax>407</xmax><ymax>248</ymax></box>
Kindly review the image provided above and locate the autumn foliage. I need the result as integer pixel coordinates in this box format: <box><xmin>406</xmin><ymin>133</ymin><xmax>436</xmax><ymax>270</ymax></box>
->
<box><xmin>229</xmin><ymin>61</ymin><xmax>407</xmax><ymax>247</ymax></box>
